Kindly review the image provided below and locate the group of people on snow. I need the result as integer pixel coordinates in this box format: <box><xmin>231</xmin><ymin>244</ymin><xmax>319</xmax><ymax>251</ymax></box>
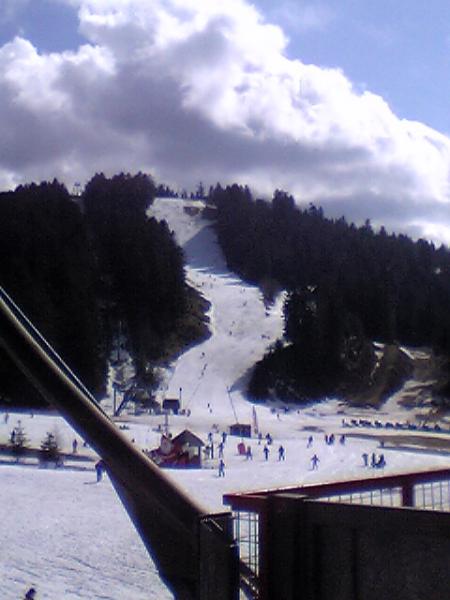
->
<box><xmin>362</xmin><ymin>452</ymin><xmax>386</xmax><ymax>469</ymax></box>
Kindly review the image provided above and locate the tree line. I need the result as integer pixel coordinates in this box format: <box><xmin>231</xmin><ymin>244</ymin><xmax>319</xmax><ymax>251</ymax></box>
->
<box><xmin>209</xmin><ymin>184</ymin><xmax>450</xmax><ymax>401</ymax></box>
<box><xmin>0</xmin><ymin>174</ymin><xmax>200</xmax><ymax>407</ymax></box>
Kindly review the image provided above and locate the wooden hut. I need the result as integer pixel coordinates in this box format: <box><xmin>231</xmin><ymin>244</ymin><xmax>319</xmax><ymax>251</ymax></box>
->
<box><xmin>149</xmin><ymin>429</ymin><xmax>204</xmax><ymax>468</ymax></box>
<box><xmin>172</xmin><ymin>430</ymin><xmax>204</xmax><ymax>466</ymax></box>
<box><xmin>162</xmin><ymin>398</ymin><xmax>180</xmax><ymax>415</ymax></box>
<box><xmin>229</xmin><ymin>423</ymin><xmax>252</xmax><ymax>438</ymax></box>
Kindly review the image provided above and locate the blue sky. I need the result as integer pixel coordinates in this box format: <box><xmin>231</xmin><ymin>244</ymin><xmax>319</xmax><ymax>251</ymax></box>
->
<box><xmin>0</xmin><ymin>0</ymin><xmax>449</xmax><ymax>244</ymax></box>
<box><xmin>259</xmin><ymin>0</ymin><xmax>450</xmax><ymax>134</ymax></box>
<box><xmin>0</xmin><ymin>0</ymin><xmax>82</xmax><ymax>52</ymax></box>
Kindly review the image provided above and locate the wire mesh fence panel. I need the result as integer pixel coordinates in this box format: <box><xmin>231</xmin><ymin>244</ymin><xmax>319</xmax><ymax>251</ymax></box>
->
<box><xmin>233</xmin><ymin>511</ymin><xmax>259</xmax><ymax>576</ymax></box>
<box><xmin>413</xmin><ymin>480</ymin><xmax>450</xmax><ymax>511</ymax></box>
<box><xmin>316</xmin><ymin>487</ymin><xmax>403</xmax><ymax>507</ymax></box>
<box><xmin>317</xmin><ymin>480</ymin><xmax>450</xmax><ymax>511</ymax></box>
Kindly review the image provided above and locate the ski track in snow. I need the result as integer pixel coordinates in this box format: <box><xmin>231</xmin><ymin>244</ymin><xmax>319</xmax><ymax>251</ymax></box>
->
<box><xmin>1</xmin><ymin>198</ymin><xmax>449</xmax><ymax>599</ymax></box>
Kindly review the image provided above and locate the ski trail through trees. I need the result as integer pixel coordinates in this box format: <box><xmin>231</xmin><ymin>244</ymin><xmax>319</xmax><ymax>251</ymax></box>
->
<box><xmin>149</xmin><ymin>198</ymin><xmax>285</xmax><ymax>421</ymax></box>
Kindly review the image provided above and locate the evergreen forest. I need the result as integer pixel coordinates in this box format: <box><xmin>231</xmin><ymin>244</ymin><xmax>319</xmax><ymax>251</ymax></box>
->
<box><xmin>0</xmin><ymin>174</ymin><xmax>207</xmax><ymax>407</ymax></box>
<box><xmin>208</xmin><ymin>184</ymin><xmax>450</xmax><ymax>402</ymax></box>
<box><xmin>3</xmin><ymin>175</ymin><xmax>450</xmax><ymax>408</ymax></box>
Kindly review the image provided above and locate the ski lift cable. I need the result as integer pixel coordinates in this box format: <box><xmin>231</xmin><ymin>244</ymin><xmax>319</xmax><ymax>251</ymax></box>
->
<box><xmin>183</xmin><ymin>376</ymin><xmax>204</xmax><ymax>411</ymax></box>
<box><xmin>227</xmin><ymin>386</ymin><xmax>239</xmax><ymax>424</ymax></box>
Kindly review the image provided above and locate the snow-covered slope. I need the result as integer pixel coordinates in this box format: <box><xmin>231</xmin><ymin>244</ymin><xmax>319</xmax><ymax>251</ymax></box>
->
<box><xmin>1</xmin><ymin>198</ymin><xmax>449</xmax><ymax>599</ymax></box>
<box><xmin>149</xmin><ymin>198</ymin><xmax>285</xmax><ymax>420</ymax></box>
<box><xmin>0</xmin><ymin>462</ymin><xmax>171</xmax><ymax>600</ymax></box>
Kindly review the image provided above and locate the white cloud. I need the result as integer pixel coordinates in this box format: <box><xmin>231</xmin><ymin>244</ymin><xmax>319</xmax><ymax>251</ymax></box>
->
<box><xmin>0</xmin><ymin>0</ymin><xmax>450</xmax><ymax>244</ymax></box>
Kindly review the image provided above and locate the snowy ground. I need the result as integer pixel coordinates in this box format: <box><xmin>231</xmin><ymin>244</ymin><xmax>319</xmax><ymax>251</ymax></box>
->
<box><xmin>1</xmin><ymin>198</ymin><xmax>449</xmax><ymax>599</ymax></box>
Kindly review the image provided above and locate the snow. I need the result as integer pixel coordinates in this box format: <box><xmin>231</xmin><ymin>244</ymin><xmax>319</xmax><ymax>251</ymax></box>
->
<box><xmin>1</xmin><ymin>198</ymin><xmax>449</xmax><ymax>599</ymax></box>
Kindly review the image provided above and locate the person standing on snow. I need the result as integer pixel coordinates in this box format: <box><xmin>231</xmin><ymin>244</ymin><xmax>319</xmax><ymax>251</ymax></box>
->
<box><xmin>311</xmin><ymin>454</ymin><xmax>320</xmax><ymax>470</ymax></box>
<box><xmin>377</xmin><ymin>454</ymin><xmax>386</xmax><ymax>469</ymax></box>
<box><xmin>278</xmin><ymin>445</ymin><xmax>285</xmax><ymax>461</ymax></box>
<box><xmin>95</xmin><ymin>460</ymin><xmax>105</xmax><ymax>482</ymax></box>
<box><xmin>218</xmin><ymin>441</ymin><xmax>224</xmax><ymax>458</ymax></box>
<box><xmin>263</xmin><ymin>445</ymin><xmax>270</xmax><ymax>461</ymax></box>
<box><xmin>218</xmin><ymin>459</ymin><xmax>225</xmax><ymax>477</ymax></box>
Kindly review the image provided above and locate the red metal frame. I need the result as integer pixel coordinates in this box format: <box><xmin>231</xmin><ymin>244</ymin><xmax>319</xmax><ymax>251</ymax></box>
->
<box><xmin>224</xmin><ymin>467</ymin><xmax>450</xmax><ymax>511</ymax></box>
<box><xmin>224</xmin><ymin>468</ymin><xmax>450</xmax><ymax>598</ymax></box>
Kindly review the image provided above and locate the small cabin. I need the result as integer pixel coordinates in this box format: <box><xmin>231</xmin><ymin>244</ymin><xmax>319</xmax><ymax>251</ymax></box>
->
<box><xmin>183</xmin><ymin>205</ymin><xmax>201</xmax><ymax>216</ymax></box>
<box><xmin>162</xmin><ymin>398</ymin><xmax>180</xmax><ymax>415</ymax></box>
<box><xmin>149</xmin><ymin>429</ymin><xmax>204</xmax><ymax>468</ymax></box>
<box><xmin>229</xmin><ymin>423</ymin><xmax>252</xmax><ymax>438</ymax></box>
<box><xmin>172</xmin><ymin>430</ymin><xmax>204</xmax><ymax>466</ymax></box>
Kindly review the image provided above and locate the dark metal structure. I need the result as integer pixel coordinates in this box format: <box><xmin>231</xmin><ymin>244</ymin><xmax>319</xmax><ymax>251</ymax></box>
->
<box><xmin>225</xmin><ymin>468</ymin><xmax>450</xmax><ymax>600</ymax></box>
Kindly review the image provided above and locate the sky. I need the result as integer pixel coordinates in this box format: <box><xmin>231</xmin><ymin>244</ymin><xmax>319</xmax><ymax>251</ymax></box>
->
<box><xmin>1</xmin><ymin>0</ymin><xmax>450</xmax><ymax>244</ymax></box>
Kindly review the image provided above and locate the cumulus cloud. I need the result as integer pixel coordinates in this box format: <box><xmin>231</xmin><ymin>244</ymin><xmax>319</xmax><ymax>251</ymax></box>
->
<box><xmin>0</xmin><ymin>0</ymin><xmax>450</xmax><ymax>243</ymax></box>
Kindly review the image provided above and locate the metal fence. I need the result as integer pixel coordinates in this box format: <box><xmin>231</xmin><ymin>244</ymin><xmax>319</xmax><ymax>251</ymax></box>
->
<box><xmin>224</xmin><ymin>467</ymin><xmax>450</xmax><ymax>596</ymax></box>
<box><xmin>233</xmin><ymin>510</ymin><xmax>260</xmax><ymax>576</ymax></box>
<box><xmin>413</xmin><ymin>478</ymin><xmax>450</xmax><ymax>511</ymax></box>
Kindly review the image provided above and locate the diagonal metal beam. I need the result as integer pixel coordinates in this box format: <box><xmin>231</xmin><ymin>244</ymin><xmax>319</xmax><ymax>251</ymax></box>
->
<box><xmin>0</xmin><ymin>287</ymin><xmax>238</xmax><ymax>599</ymax></box>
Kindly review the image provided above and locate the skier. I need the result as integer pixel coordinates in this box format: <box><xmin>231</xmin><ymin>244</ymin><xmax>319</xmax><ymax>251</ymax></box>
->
<box><xmin>218</xmin><ymin>441</ymin><xmax>224</xmax><ymax>458</ymax></box>
<box><xmin>95</xmin><ymin>460</ymin><xmax>105</xmax><ymax>482</ymax></box>
<box><xmin>278</xmin><ymin>445</ymin><xmax>285</xmax><ymax>461</ymax></box>
<box><xmin>339</xmin><ymin>434</ymin><xmax>346</xmax><ymax>445</ymax></box>
<box><xmin>307</xmin><ymin>435</ymin><xmax>313</xmax><ymax>448</ymax></box>
<box><xmin>246</xmin><ymin>446</ymin><xmax>253</xmax><ymax>460</ymax></box>
<box><xmin>362</xmin><ymin>452</ymin><xmax>369</xmax><ymax>467</ymax></box>
<box><xmin>311</xmin><ymin>454</ymin><xmax>320</xmax><ymax>470</ymax></box>
<box><xmin>377</xmin><ymin>454</ymin><xmax>386</xmax><ymax>469</ymax></box>
<box><xmin>263</xmin><ymin>445</ymin><xmax>269</xmax><ymax>461</ymax></box>
<box><xmin>218</xmin><ymin>459</ymin><xmax>225</xmax><ymax>477</ymax></box>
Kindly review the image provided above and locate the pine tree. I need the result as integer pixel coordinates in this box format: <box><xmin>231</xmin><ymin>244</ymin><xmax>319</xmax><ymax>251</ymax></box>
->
<box><xmin>9</xmin><ymin>421</ymin><xmax>28</xmax><ymax>458</ymax></box>
<box><xmin>39</xmin><ymin>431</ymin><xmax>62</xmax><ymax>465</ymax></box>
